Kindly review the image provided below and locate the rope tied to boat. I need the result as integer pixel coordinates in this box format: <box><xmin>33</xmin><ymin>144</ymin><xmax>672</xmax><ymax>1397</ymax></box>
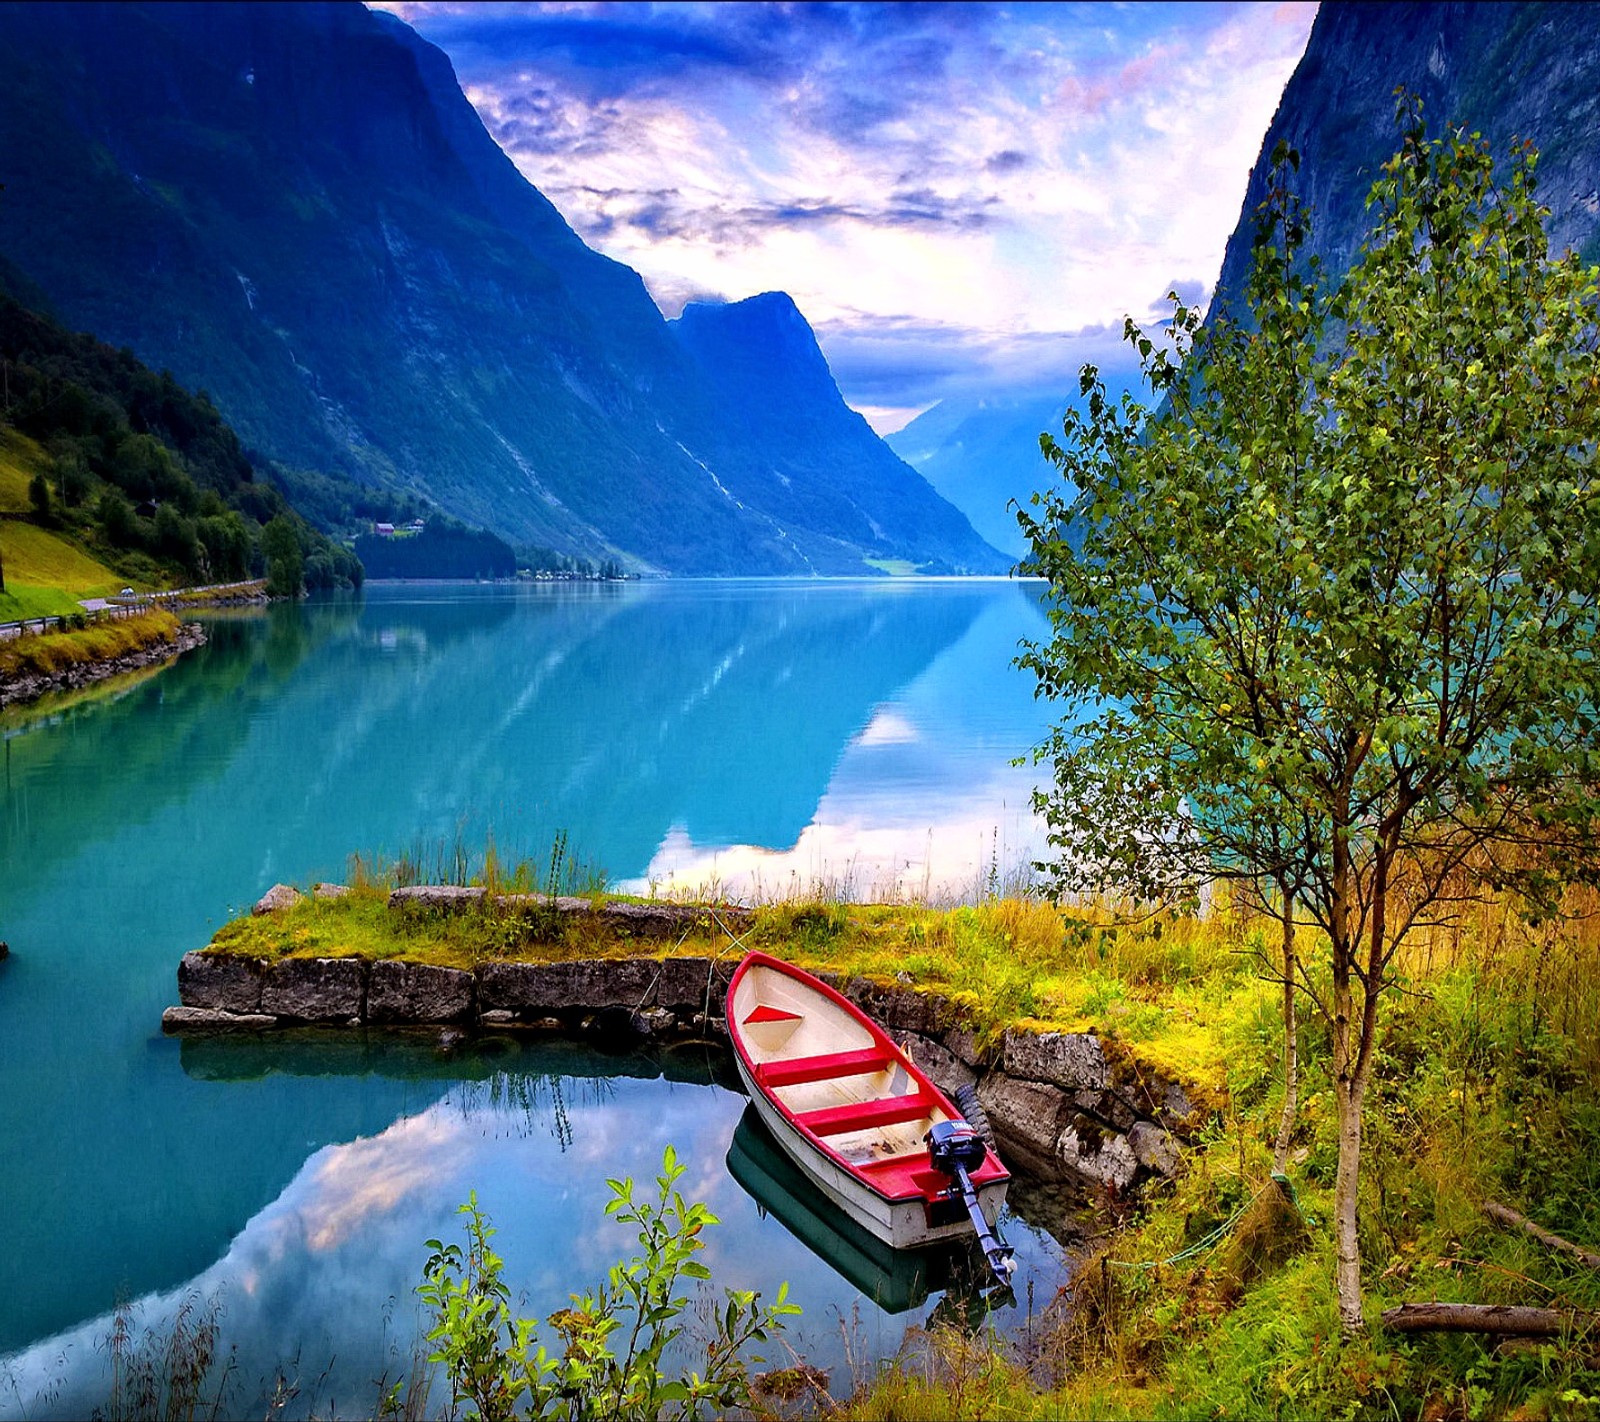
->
<box><xmin>1107</xmin><ymin>1173</ymin><xmax>1301</xmax><ymax>1271</ymax></box>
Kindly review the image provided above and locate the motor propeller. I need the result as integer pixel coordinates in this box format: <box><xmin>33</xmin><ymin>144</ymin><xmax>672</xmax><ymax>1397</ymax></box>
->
<box><xmin>925</xmin><ymin>1119</ymin><xmax>1016</xmax><ymax>1288</ymax></box>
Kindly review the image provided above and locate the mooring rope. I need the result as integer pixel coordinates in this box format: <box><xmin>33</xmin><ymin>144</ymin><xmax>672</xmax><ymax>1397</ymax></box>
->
<box><xmin>1108</xmin><ymin>1173</ymin><xmax>1300</xmax><ymax>1271</ymax></box>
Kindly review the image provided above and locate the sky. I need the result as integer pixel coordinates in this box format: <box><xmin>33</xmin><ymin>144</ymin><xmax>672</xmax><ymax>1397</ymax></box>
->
<box><xmin>374</xmin><ymin>1</ymin><xmax>1318</xmax><ymax>432</ymax></box>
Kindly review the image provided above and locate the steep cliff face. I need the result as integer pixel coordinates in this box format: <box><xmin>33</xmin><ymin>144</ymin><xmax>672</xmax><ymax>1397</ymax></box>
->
<box><xmin>1211</xmin><ymin>1</ymin><xmax>1600</xmax><ymax>316</ymax></box>
<box><xmin>0</xmin><ymin>2</ymin><xmax>1003</xmax><ymax>574</ymax></box>
<box><xmin>672</xmin><ymin>294</ymin><xmax>1003</xmax><ymax>571</ymax></box>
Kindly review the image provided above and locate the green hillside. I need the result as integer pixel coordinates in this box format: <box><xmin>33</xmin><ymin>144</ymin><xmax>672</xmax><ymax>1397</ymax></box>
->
<box><xmin>0</xmin><ymin>291</ymin><xmax>361</xmax><ymax>605</ymax></box>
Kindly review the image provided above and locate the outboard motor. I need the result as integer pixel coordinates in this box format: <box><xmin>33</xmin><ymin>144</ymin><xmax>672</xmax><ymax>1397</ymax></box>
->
<box><xmin>926</xmin><ymin>1120</ymin><xmax>1016</xmax><ymax>1288</ymax></box>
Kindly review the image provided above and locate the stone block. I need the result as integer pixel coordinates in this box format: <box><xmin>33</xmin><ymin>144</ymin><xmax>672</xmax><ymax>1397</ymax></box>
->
<box><xmin>942</xmin><ymin>1026</ymin><xmax>989</xmax><ymax>1068</ymax></box>
<box><xmin>387</xmin><ymin>885</ymin><xmax>486</xmax><ymax>912</ymax></box>
<box><xmin>253</xmin><ymin>883</ymin><xmax>304</xmax><ymax>915</ymax></box>
<box><xmin>1001</xmin><ymin>1029</ymin><xmax>1109</xmax><ymax>1091</ymax></box>
<box><xmin>567</xmin><ymin>956</ymin><xmax>658</xmax><ymax>1007</ymax></box>
<box><xmin>261</xmin><ymin>957</ymin><xmax>366</xmax><ymax>1022</ymax></box>
<box><xmin>651</xmin><ymin>955</ymin><xmax>732</xmax><ymax>1012</ymax></box>
<box><xmin>162</xmin><ymin>1005</ymin><xmax>277</xmax><ymax>1031</ymax></box>
<box><xmin>1059</xmin><ymin>1123</ymin><xmax>1139</xmax><ymax>1191</ymax></box>
<box><xmin>1072</xmin><ymin>1087</ymin><xmax>1140</xmax><ymax>1133</ymax></box>
<box><xmin>891</xmin><ymin>1030</ymin><xmax>977</xmax><ymax>1094</ymax></box>
<box><xmin>844</xmin><ymin>979</ymin><xmax>955</xmax><ymax>1036</ymax></box>
<box><xmin>179</xmin><ymin>951</ymin><xmax>265</xmax><ymax>1012</ymax></box>
<box><xmin>368</xmin><ymin>960</ymin><xmax>475</xmax><ymax>1023</ymax></box>
<box><xmin>977</xmin><ymin>1072</ymin><xmax>1071</xmax><ymax>1174</ymax></box>
<box><xmin>1128</xmin><ymin>1120</ymin><xmax>1182</xmax><ymax>1180</ymax></box>
<box><xmin>477</xmin><ymin>960</ymin><xmax>576</xmax><ymax>1013</ymax></box>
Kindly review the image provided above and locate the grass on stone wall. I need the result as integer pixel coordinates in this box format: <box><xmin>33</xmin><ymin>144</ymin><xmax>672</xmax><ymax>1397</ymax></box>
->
<box><xmin>204</xmin><ymin>848</ymin><xmax>1270</xmax><ymax>1114</ymax></box>
<box><xmin>0</xmin><ymin>608</ymin><xmax>183</xmax><ymax>678</ymax></box>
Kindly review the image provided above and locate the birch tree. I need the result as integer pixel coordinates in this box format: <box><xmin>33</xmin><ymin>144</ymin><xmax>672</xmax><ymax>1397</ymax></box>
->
<box><xmin>1018</xmin><ymin>113</ymin><xmax>1600</xmax><ymax>1334</ymax></box>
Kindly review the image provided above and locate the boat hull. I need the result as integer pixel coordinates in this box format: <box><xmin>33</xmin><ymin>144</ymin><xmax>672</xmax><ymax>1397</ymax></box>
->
<box><xmin>726</xmin><ymin>951</ymin><xmax>1009</xmax><ymax>1253</ymax></box>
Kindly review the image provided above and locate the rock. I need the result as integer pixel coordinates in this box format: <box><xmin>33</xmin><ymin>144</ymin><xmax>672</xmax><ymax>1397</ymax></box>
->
<box><xmin>942</xmin><ymin>1026</ymin><xmax>988</xmax><ymax>1068</ymax></box>
<box><xmin>387</xmin><ymin>885</ymin><xmax>486</xmax><ymax>911</ymax></box>
<box><xmin>162</xmin><ymin>1005</ymin><xmax>277</xmax><ymax>1031</ymax></box>
<box><xmin>633</xmin><ymin>1007</ymin><xmax>678</xmax><ymax>1037</ymax></box>
<box><xmin>568</xmin><ymin>957</ymin><xmax>659</xmax><ymax>1007</ymax></box>
<box><xmin>891</xmin><ymin>1030</ymin><xmax>977</xmax><ymax>1094</ymax></box>
<box><xmin>177</xmin><ymin>951</ymin><xmax>266</xmax><ymax>1012</ymax></box>
<box><xmin>260</xmin><ymin>957</ymin><xmax>366</xmax><ymax>1021</ymax></box>
<box><xmin>477</xmin><ymin>960</ymin><xmax>575</xmax><ymax>1013</ymax></box>
<box><xmin>1072</xmin><ymin>1087</ymin><xmax>1140</xmax><ymax>1134</ymax></box>
<box><xmin>313</xmin><ymin>882</ymin><xmax>350</xmax><ymax>900</ymax></box>
<box><xmin>496</xmin><ymin>894</ymin><xmax>594</xmax><ymax>915</ymax></box>
<box><xmin>843</xmin><ymin>979</ymin><xmax>955</xmax><ymax>1036</ymax></box>
<box><xmin>480</xmin><ymin>1009</ymin><xmax>518</xmax><ymax>1026</ymax></box>
<box><xmin>692</xmin><ymin>1012</ymin><xmax>729</xmax><ymax>1038</ymax></box>
<box><xmin>1001</xmin><ymin>1029</ymin><xmax>1108</xmax><ymax>1091</ymax></box>
<box><xmin>598</xmin><ymin>902</ymin><xmax>703</xmax><ymax>939</ymax></box>
<box><xmin>1059</xmin><ymin>1122</ymin><xmax>1139</xmax><ymax>1191</ymax></box>
<box><xmin>1161</xmin><ymin>1081</ymin><xmax>1196</xmax><ymax>1130</ymax></box>
<box><xmin>652</xmin><ymin>955</ymin><xmax>734</xmax><ymax>1012</ymax></box>
<box><xmin>1127</xmin><ymin>1121</ymin><xmax>1182</xmax><ymax>1180</ymax></box>
<box><xmin>252</xmin><ymin>883</ymin><xmax>304</xmax><ymax>916</ymax></box>
<box><xmin>367</xmin><ymin>960</ymin><xmax>474</xmax><ymax>1023</ymax></box>
<box><xmin>977</xmin><ymin>1073</ymin><xmax>1071</xmax><ymax>1174</ymax></box>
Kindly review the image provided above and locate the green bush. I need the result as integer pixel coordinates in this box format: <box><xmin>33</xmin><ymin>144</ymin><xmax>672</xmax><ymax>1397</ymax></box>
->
<box><xmin>418</xmin><ymin>1146</ymin><xmax>798</xmax><ymax>1421</ymax></box>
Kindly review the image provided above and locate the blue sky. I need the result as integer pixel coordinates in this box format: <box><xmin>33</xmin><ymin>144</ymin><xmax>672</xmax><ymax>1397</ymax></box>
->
<box><xmin>375</xmin><ymin>1</ymin><xmax>1318</xmax><ymax>430</ymax></box>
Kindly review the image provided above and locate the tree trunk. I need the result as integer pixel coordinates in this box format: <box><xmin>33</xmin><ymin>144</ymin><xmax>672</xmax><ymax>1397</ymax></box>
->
<box><xmin>1330</xmin><ymin>835</ymin><xmax>1367</xmax><ymax>1335</ymax></box>
<box><xmin>1333</xmin><ymin>1054</ymin><xmax>1367</xmax><ymax>1334</ymax></box>
<box><xmin>1382</xmin><ymin>1302</ymin><xmax>1593</xmax><ymax>1335</ymax></box>
<box><xmin>1484</xmin><ymin>1202</ymin><xmax>1600</xmax><ymax>1271</ymax></box>
<box><xmin>1272</xmin><ymin>890</ymin><xmax>1298</xmax><ymax>1175</ymax></box>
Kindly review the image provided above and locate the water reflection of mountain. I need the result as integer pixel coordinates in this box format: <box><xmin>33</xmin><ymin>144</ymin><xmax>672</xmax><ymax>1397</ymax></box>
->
<box><xmin>0</xmin><ymin>582</ymin><xmax>996</xmax><ymax>1356</ymax></box>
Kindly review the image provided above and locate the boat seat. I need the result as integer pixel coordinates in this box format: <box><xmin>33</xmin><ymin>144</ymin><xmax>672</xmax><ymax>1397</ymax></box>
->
<box><xmin>797</xmin><ymin>1092</ymin><xmax>933</xmax><ymax>1137</ymax></box>
<box><xmin>756</xmin><ymin>1046</ymin><xmax>895</xmax><ymax>1089</ymax></box>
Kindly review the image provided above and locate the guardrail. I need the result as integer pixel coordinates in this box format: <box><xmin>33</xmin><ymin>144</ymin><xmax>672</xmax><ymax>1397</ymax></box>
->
<box><xmin>0</xmin><ymin>580</ymin><xmax>266</xmax><ymax>641</ymax></box>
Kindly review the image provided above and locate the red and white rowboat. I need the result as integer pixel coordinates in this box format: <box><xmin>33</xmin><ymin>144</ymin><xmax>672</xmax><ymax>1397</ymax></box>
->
<box><xmin>727</xmin><ymin>951</ymin><xmax>1011</xmax><ymax>1262</ymax></box>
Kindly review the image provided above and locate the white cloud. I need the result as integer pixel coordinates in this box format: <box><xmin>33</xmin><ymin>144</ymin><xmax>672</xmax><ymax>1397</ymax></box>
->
<box><xmin>384</xmin><ymin>2</ymin><xmax>1319</xmax><ymax>407</ymax></box>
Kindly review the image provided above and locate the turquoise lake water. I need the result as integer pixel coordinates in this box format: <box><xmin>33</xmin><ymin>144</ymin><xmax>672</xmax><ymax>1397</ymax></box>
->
<box><xmin>0</xmin><ymin>579</ymin><xmax>1075</xmax><ymax>1417</ymax></box>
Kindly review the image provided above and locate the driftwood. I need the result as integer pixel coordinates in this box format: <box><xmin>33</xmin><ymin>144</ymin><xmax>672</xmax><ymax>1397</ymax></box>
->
<box><xmin>1381</xmin><ymin>1302</ymin><xmax>1598</xmax><ymax>1337</ymax></box>
<box><xmin>1484</xmin><ymin>1201</ymin><xmax>1600</xmax><ymax>1272</ymax></box>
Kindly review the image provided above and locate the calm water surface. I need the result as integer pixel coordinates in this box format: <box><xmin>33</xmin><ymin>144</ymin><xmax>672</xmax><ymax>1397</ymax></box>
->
<box><xmin>0</xmin><ymin>579</ymin><xmax>1072</xmax><ymax>1417</ymax></box>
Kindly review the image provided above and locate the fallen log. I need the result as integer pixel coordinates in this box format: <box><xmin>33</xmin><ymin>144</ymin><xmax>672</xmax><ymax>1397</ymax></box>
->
<box><xmin>1381</xmin><ymin>1302</ymin><xmax>1598</xmax><ymax>1337</ymax></box>
<box><xmin>1484</xmin><ymin>1202</ymin><xmax>1600</xmax><ymax>1272</ymax></box>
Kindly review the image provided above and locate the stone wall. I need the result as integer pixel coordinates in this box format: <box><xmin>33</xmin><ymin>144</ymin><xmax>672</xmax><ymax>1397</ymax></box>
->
<box><xmin>165</xmin><ymin>886</ymin><xmax>1200</xmax><ymax>1193</ymax></box>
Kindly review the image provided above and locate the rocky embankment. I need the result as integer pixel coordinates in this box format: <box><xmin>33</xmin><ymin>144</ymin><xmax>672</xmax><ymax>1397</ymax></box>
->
<box><xmin>0</xmin><ymin>622</ymin><xmax>206</xmax><ymax>709</ymax></box>
<box><xmin>165</xmin><ymin>883</ymin><xmax>1196</xmax><ymax>1193</ymax></box>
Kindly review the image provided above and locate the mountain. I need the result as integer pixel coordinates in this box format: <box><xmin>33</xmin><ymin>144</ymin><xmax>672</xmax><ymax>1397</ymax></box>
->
<box><xmin>0</xmin><ymin>1</ymin><xmax>1004</xmax><ymax>576</ymax></box>
<box><xmin>1210</xmin><ymin>1</ymin><xmax>1600</xmax><ymax>318</ymax></box>
<box><xmin>672</xmin><ymin>294</ymin><xmax>1005</xmax><ymax>573</ymax></box>
<box><xmin>887</xmin><ymin>375</ymin><xmax>1142</xmax><ymax>561</ymax></box>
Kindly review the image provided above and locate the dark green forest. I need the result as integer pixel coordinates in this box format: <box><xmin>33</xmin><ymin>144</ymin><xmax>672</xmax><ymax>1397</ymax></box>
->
<box><xmin>0</xmin><ymin>290</ymin><xmax>361</xmax><ymax>594</ymax></box>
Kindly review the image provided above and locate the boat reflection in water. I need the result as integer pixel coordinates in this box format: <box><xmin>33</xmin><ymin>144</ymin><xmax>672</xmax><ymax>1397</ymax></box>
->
<box><xmin>726</xmin><ymin>1105</ymin><xmax>1011</xmax><ymax>1320</ymax></box>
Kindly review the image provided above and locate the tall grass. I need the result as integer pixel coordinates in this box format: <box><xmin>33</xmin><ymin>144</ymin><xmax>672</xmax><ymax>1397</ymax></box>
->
<box><xmin>0</xmin><ymin>609</ymin><xmax>183</xmax><ymax>677</ymax></box>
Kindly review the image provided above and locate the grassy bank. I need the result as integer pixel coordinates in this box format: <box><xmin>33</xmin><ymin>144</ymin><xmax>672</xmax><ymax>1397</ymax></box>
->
<box><xmin>841</xmin><ymin>891</ymin><xmax>1600</xmax><ymax>1421</ymax></box>
<box><xmin>0</xmin><ymin>608</ymin><xmax>185</xmax><ymax>679</ymax></box>
<box><xmin>206</xmin><ymin>863</ymin><xmax>1256</xmax><ymax>1105</ymax></box>
<box><xmin>202</xmin><ymin>857</ymin><xmax>1600</xmax><ymax>1418</ymax></box>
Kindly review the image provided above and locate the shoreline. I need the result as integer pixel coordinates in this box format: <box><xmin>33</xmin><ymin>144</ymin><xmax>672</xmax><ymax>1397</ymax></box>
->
<box><xmin>0</xmin><ymin>620</ymin><xmax>206</xmax><ymax>710</ymax></box>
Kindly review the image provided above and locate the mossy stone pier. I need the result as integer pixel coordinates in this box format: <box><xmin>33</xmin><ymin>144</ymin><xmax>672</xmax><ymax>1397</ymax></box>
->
<box><xmin>164</xmin><ymin>883</ymin><xmax>1201</xmax><ymax>1195</ymax></box>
